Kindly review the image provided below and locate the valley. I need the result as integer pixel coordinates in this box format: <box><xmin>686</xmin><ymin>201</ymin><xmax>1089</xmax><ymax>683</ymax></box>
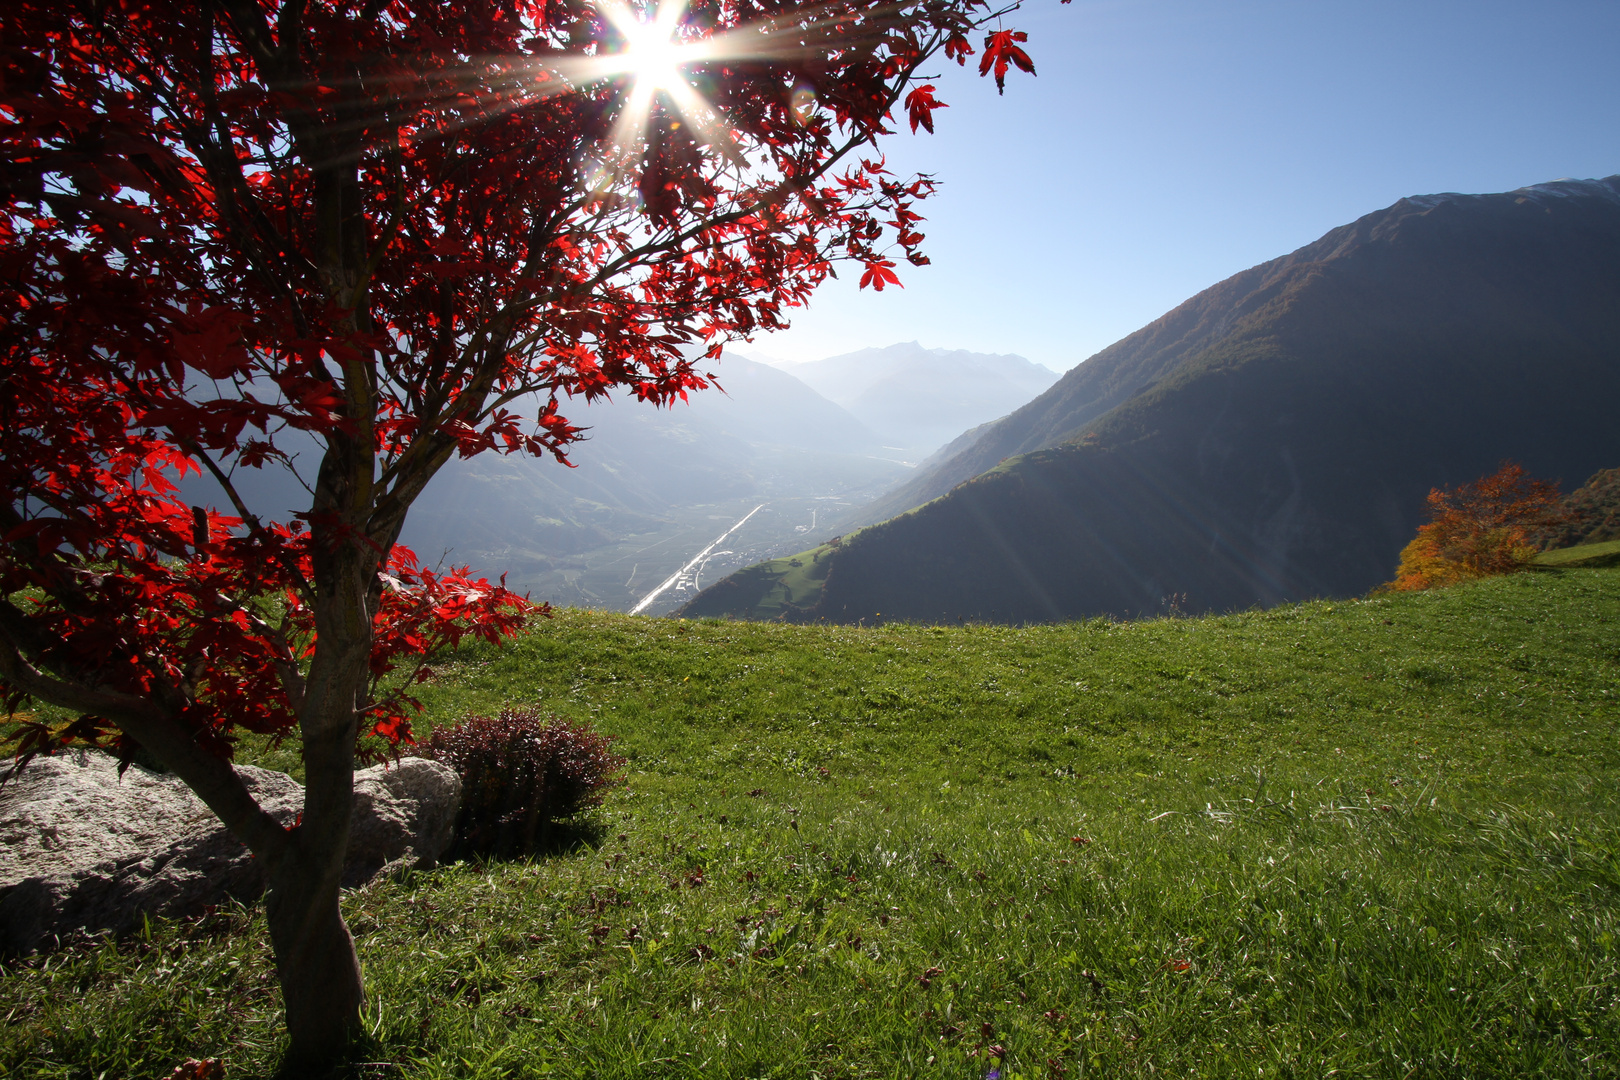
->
<box><xmin>174</xmin><ymin>346</ymin><xmax>1061</xmax><ymax>616</ymax></box>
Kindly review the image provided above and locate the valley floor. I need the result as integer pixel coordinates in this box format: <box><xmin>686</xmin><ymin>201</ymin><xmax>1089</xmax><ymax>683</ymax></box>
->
<box><xmin>4</xmin><ymin>567</ymin><xmax>1618</xmax><ymax>1078</ymax></box>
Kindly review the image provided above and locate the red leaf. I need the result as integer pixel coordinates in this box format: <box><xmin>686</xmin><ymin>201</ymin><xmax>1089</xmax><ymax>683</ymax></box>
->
<box><xmin>858</xmin><ymin>259</ymin><xmax>902</xmax><ymax>291</ymax></box>
<box><xmin>979</xmin><ymin>30</ymin><xmax>1036</xmax><ymax>94</ymax></box>
<box><xmin>904</xmin><ymin>84</ymin><xmax>948</xmax><ymax>134</ymax></box>
<box><xmin>171</xmin><ymin>308</ymin><xmax>250</xmax><ymax>380</ymax></box>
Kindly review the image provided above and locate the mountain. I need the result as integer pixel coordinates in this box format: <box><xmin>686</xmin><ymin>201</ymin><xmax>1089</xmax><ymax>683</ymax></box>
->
<box><xmin>413</xmin><ymin>353</ymin><xmax>894</xmax><ymax>529</ymax></box>
<box><xmin>763</xmin><ymin>342</ymin><xmax>1060</xmax><ymax>459</ymax></box>
<box><xmin>680</xmin><ymin>175</ymin><xmax>1620</xmax><ymax>624</ymax></box>
<box><xmin>400</xmin><ymin>354</ymin><xmax>911</xmax><ymax>609</ymax></box>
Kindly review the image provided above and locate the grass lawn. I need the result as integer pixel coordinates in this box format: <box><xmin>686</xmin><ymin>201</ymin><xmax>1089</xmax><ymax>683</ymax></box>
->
<box><xmin>3</xmin><ymin>567</ymin><xmax>1618</xmax><ymax>1078</ymax></box>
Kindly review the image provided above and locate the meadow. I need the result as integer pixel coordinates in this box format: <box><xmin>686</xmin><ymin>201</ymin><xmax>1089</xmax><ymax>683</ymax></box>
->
<box><xmin>3</xmin><ymin>564</ymin><xmax>1618</xmax><ymax>1078</ymax></box>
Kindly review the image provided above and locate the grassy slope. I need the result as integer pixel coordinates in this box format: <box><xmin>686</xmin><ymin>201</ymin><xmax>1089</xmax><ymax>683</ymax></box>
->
<box><xmin>3</xmin><ymin>569</ymin><xmax>1619</xmax><ymax>1078</ymax></box>
<box><xmin>1537</xmin><ymin>538</ymin><xmax>1620</xmax><ymax>569</ymax></box>
<box><xmin>722</xmin><ymin>541</ymin><xmax>841</xmax><ymax>619</ymax></box>
<box><xmin>679</xmin><ymin>532</ymin><xmax>886</xmax><ymax>621</ymax></box>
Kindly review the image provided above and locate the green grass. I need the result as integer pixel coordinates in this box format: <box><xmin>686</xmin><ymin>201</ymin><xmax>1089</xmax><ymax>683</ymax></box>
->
<box><xmin>731</xmin><ymin>541</ymin><xmax>840</xmax><ymax>618</ymax></box>
<box><xmin>4</xmin><ymin>568</ymin><xmax>1619</xmax><ymax>1078</ymax></box>
<box><xmin>1537</xmin><ymin>538</ymin><xmax>1620</xmax><ymax>569</ymax></box>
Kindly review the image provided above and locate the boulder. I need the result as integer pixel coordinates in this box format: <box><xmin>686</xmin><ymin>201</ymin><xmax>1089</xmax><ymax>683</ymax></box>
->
<box><xmin>0</xmin><ymin>750</ymin><xmax>460</xmax><ymax>955</ymax></box>
<box><xmin>347</xmin><ymin>756</ymin><xmax>462</xmax><ymax>883</ymax></box>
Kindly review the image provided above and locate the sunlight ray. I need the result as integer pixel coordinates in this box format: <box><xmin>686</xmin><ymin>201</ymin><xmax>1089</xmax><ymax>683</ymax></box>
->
<box><xmin>660</xmin><ymin>76</ymin><xmax>745</xmax><ymax>165</ymax></box>
<box><xmin>327</xmin><ymin>1</ymin><xmax>916</xmax><ymax>177</ymax></box>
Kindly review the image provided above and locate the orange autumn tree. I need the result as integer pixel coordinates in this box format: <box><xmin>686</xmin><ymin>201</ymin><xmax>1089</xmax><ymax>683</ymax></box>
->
<box><xmin>1389</xmin><ymin>462</ymin><xmax>1567</xmax><ymax>591</ymax></box>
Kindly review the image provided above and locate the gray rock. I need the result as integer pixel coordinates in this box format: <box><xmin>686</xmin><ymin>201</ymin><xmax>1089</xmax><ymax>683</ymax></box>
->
<box><xmin>347</xmin><ymin>756</ymin><xmax>462</xmax><ymax>884</ymax></box>
<box><xmin>0</xmin><ymin>750</ymin><xmax>460</xmax><ymax>954</ymax></box>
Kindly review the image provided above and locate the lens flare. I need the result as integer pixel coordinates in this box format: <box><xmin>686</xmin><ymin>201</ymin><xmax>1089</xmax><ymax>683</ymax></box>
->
<box><xmin>505</xmin><ymin>1</ymin><xmax>857</xmax><ymax>176</ymax></box>
<box><xmin>592</xmin><ymin>0</ymin><xmax>727</xmax><ymax>161</ymax></box>
<box><xmin>790</xmin><ymin>83</ymin><xmax>818</xmax><ymax>125</ymax></box>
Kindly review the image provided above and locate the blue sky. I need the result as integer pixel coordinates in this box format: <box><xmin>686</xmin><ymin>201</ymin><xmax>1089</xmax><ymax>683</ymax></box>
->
<box><xmin>736</xmin><ymin>0</ymin><xmax>1620</xmax><ymax>372</ymax></box>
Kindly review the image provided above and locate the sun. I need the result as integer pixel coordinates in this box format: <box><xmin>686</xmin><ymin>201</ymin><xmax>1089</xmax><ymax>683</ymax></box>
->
<box><xmin>602</xmin><ymin>0</ymin><xmax>696</xmax><ymax>96</ymax></box>
<box><xmin>617</xmin><ymin>10</ymin><xmax>684</xmax><ymax>92</ymax></box>
<box><xmin>522</xmin><ymin>0</ymin><xmax>805</xmax><ymax>168</ymax></box>
<box><xmin>588</xmin><ymin>0</ymin><xmax>738</xmax><ymax>163</ymax></box>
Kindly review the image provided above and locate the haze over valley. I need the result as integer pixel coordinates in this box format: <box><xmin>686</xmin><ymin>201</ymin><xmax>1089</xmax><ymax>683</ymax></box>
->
<box><xmin>414</xmin><ymin>346</ymin><xmax>1059</xmax><ymax>613</ymax></box>
<box><xmin>737</xmin><ymin>342</ymin><xmax>1061</xmax><ymax>462</ymax></box>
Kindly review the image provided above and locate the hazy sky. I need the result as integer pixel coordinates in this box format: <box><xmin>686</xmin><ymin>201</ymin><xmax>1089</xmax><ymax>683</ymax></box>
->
<box><xmin>734</xmin><ymin>0</ymin><xmax>1620</xmax><ymax>372</ymax></box>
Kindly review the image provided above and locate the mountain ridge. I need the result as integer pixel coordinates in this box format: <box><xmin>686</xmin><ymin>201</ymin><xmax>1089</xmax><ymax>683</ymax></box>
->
<box><xmin>751</xmin><ymin>341</ymin><xmax>1060</xmax><ymax>459</ymax></box>
<box><xmin>845</xmin><ymin>175</ymin><xmax>1620</xmax><ymax>529</ymax></box>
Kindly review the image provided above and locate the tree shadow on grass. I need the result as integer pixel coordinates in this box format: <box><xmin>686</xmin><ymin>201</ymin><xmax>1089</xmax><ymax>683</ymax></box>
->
<box><xmin>271</xmin><ymin>835</ymin><xmax>598</xmax><ymax>1077</ymax></box>
<box><xmin>267</xmin><ymin>818</ymin><xmax>609</xmax><ymax>1079</ymax></box>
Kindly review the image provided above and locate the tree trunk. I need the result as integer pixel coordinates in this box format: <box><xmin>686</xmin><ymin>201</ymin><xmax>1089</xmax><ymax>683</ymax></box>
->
<box><xmin>264</xmin><ymin>843</ymin><xmax>365</xmax><ymax>1065</ymax></box>
<box><xmin>266</xmin><ymin>603</ymin><xmax>371</xmax><ymax>1065</ymax></box>
<box><xmin>262</xmin><ymin>695</ymin><xmax>366</xmax><ymax>1064</ymax></box>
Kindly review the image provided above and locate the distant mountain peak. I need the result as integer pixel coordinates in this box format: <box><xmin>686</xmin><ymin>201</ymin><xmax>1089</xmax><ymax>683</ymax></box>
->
<box><xmin>851</xmin><ymin>339</ymin><xmax>1051</xmax><ymax>369</ymax></box>
<box><xmin>755</xmin><ymin>342</ymin><xmax>1061</xmax><ymax>458</ymax></box>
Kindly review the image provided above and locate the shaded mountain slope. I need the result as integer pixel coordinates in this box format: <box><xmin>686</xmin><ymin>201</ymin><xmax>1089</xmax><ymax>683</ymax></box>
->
<box><xmin>682</xmin><ymin>176</ymin><xmax>1620</xmax><ymax>623</ymax></box>
<box><xmin>851</xmin><ymin>176</ymin><xmax>1620</xmax><ymax>530</ymax></box>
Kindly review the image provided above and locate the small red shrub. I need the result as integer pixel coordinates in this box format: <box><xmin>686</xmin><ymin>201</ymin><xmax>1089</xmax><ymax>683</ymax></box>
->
<box><xmin>425</xmin><ymin>707</ymin><xmax>625</xmax><ymax>857</ymax></box>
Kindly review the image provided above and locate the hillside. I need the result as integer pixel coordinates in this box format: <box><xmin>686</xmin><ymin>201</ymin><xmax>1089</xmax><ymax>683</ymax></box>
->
<box><xmin>851</xmin><ymin>175</ymin><xmax>1620</xmax><ymax>529</ymax></box>
<box><xmin>9</xmin><ymin>568</ymin><xmax>1619</xmax><ymax>1077</ymax></box>
<box><xmin>1541</xmin><ymin>466</ymin><xmax>1620</xmax><ymax>549</ymax></box>
<box><xmin>684</xmin><ymin>176</ymin><xmax>1620</xmax><ymax>624</ymax></box>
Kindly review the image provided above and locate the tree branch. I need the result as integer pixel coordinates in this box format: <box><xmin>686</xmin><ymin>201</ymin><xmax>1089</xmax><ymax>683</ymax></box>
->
<box><xmin>0</xmin><ymin>606</ymin><xmax>290</xmax><ymax>861</ymax></box>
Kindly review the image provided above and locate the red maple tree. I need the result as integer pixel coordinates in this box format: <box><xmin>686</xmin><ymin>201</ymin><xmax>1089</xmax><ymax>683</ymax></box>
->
<box><xmin>0</xmin><ymin>0</ymin><xmax>1039</xmax><ymax>1061</ymax></box>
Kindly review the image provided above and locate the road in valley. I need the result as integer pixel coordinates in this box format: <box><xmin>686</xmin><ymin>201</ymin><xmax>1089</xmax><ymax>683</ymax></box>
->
<box><xmin>630</xmin><ymin>504</ymin><xmax>766</xmax><ymax>615</ymax></box>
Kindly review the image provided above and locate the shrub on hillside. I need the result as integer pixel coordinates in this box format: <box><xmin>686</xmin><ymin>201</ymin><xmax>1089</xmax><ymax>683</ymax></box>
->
<box><xmin>424</xmin><ymin>708</ymin><xmax>625</xmax><ymax>857</ymax></box>
<box><xmin>1386</xmin><ymin>462</ymin><xmax>1568</xmax><ymax>592</ymax></box>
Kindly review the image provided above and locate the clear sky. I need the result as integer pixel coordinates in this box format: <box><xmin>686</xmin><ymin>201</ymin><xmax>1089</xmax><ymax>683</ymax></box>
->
<box><xmin>736</xmin><ymin>0</ymin><xmax>1620</xmax><ymax>372</ymax></box>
